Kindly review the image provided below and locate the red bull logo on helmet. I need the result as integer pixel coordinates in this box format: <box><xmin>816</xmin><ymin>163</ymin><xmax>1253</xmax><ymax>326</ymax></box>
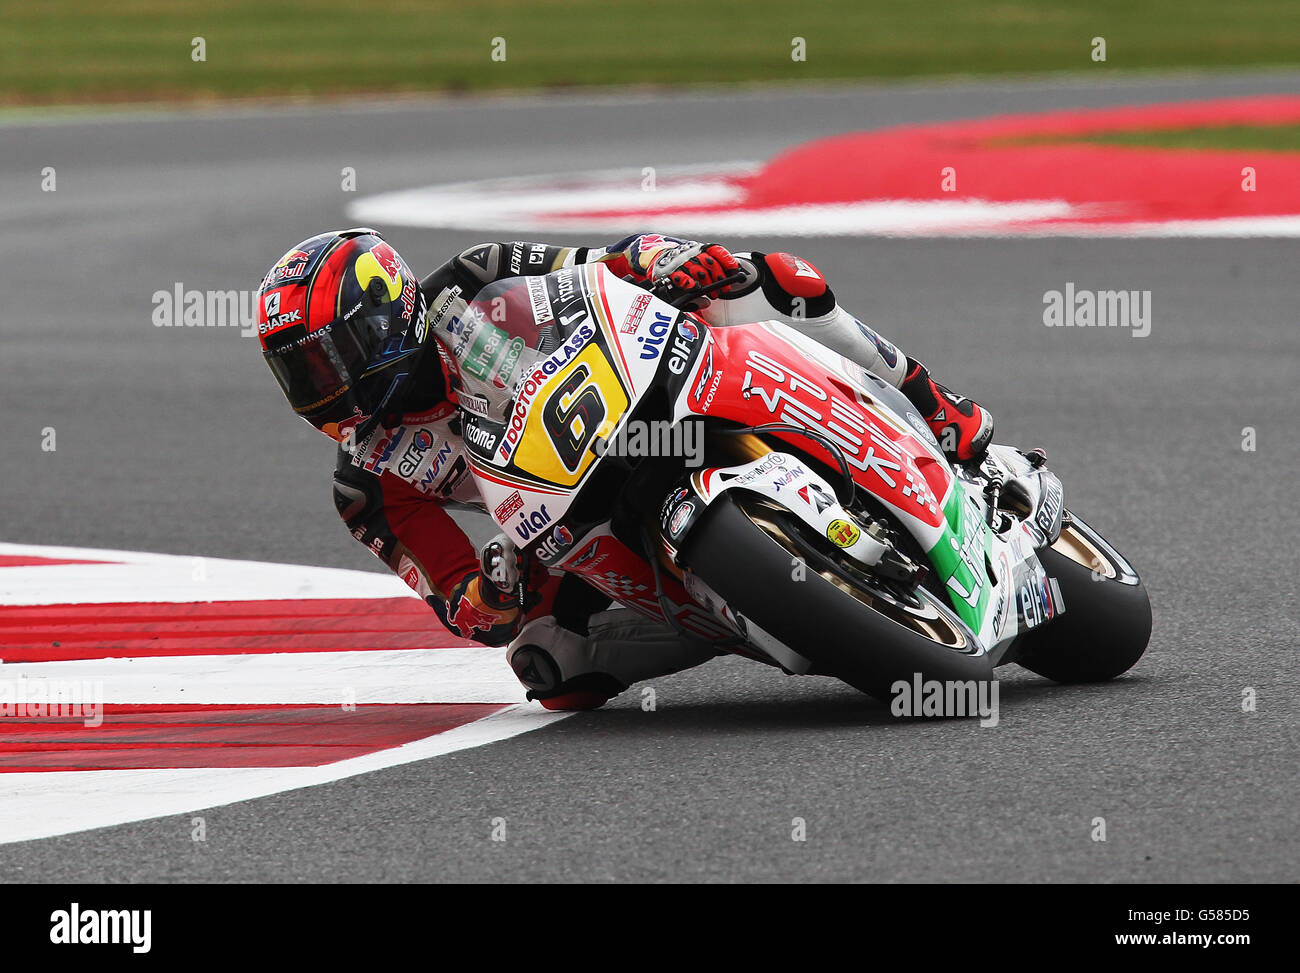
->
<box><xmin>372</xmin><ymin>242</ymin><xmax>403</xmax><ymax>281</ymax></box>
<box><xmin>263</xmin><ymin>239</ymin><xmax>330</xmax><ymax>289</ymax></box>
<box><xmin>266</xmin><ymin>247</ymin><xmax>312</xmax><ymax>285</ymax></box>
<box><xmin>276</xmin><ymin>248</ymin><xmax>311</xmax><ymax>269</ymax></box>
<box><xmin>356</xmin><ymin>242</ymin><xmax>419</xmax><ymax>323</ymax></box>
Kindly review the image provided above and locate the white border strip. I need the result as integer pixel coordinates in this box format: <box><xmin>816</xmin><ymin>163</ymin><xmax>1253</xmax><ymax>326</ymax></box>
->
<box><xmin>347</xmin><ymin>167</ymin><xmax>1300</xmax><ymax>238</ymax></box>
<box><xmin>0</xmin><ymin>648</ymin><xmax>527</xmax><ymax>704</ymax></box>
<box><xmin>0</xmin><ymin>541</ymin><xmax>414</xmax><ymax>605</ymax></box>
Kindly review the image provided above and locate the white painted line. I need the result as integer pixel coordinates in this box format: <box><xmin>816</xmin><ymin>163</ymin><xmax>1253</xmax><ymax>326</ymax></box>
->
<box><xmin>347</xmin><ymin>167</ymin><xmax>1300</xmax><ymax>238</ymax></box>
<box><xmin>0</xmin><ymin>541</ymin><xmax>413</xmax><ymax>605</ymax></box>
<box><xmin>983</xmin><ymin>214</ymin><xmax>1300</xmax><ymax>237</ymax></box>
<box><xmin>347</xmin><ymin>163</ymin><xmax>756</xmax><ymax>232</ymax></box>
<box><xmin>0</xmin><ymin>647</ymin><xmax>526</xmax><ymax>704</ymax></box>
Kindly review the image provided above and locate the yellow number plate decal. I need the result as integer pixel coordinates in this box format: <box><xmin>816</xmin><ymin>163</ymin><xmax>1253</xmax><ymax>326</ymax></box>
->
<box><xmin>513</xmin><ymin>343</ymin><xmax>629</xmax><ymax>488</ymax></box>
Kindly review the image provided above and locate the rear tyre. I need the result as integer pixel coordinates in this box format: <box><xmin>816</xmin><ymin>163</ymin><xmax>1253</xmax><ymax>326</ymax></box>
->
<box><xmin>1009</xmin><ymin>513</ymin><xmax>1152</xmax><ymax>683</ymax></box>
<box><xmin>681</xmin><ymin>495</ymin><xmax>993</xmax><ymax>702</ymax></box>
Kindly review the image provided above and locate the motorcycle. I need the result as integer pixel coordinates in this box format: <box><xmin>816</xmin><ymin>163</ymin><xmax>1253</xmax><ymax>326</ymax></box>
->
<box><xmin>428</xmin><ymin>263</ymin><xmax>1152</xmax><ymax>701</ymax></box>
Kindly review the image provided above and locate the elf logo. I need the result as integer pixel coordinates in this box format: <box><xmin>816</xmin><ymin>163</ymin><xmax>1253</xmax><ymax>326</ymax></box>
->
<box><xmin>49</xmin><ymin>903</ymin><xmax>151</xmax><ymax>954</ymax></box>
<box><xmin>667</xmin><ymin>331</ymin><xmax>695</xmax><ymax>375</ymax></box>
<box><xmin>397</xmin><ymin>429</ymin><xmax>436</xmax><ymax>477</ymax></box>
<box><xmin>536</xmin><ymin>524</ymin><xmax>574</xmax><ymax>562</ymax></box>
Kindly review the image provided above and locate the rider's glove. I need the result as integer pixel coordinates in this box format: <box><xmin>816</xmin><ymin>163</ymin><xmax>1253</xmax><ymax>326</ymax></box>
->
<box><xmin>479</xmin><ymin>532</ymin><xmax>521</xmax><ymax>599</ymax></box>
<box><xmin>648</xmin><ymin>242</ymin><xmax>741</xmax><ymax>308</ymax></box>
<box><xmin>441</xmin><ymin>534</ymin><xmax>534</xmax><ymax>647</ymax></box>
<box><xmin>476</xmin><ymin>532</ymin><xmax>545</xmax><ymax>617</ymax></box>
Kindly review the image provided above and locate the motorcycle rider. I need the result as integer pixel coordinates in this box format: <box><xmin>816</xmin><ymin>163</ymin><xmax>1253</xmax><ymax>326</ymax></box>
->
<box><xmin>256</xmin><ymin>229</ymin><xmax>993</xmax><ymax>710</ymax></box>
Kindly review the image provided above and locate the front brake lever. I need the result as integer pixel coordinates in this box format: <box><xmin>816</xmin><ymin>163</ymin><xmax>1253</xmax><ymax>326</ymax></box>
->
<box><xmin>655</xmin><ymin>270</ymin><xmax>750</xmax><ymax>310</ymax></box>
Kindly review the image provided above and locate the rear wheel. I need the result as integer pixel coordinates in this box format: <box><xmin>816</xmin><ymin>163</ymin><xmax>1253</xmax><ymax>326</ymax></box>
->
<box><xmin>681</xmin><ymin>494</ymin><xmax>993</xmax><ymax>702</ymax></box>
<box><xmin>1008</xmin><ymin>512</ymin><xmax>1152</xmax><ymax>683</ymax></box>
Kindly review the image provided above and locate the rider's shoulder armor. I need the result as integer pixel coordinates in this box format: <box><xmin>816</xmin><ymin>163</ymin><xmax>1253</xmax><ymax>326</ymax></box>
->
<box><xmin>422</xmin><ymin>242</ymin><xmax>588</xmax><ymax>298</ymax></box>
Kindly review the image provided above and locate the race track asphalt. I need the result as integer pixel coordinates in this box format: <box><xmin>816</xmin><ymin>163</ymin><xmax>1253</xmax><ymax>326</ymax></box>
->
<box><xmin>0</xmin><ymin>72</ymin><xmax>1297</xmax><ymax>882</ymax></box>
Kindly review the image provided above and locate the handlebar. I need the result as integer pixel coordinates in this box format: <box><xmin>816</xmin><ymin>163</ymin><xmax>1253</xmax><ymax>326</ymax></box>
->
<box><xmin>653</xmin><ymin>269</ymin><xmax>751</xmax><ymax>310</ymax></box>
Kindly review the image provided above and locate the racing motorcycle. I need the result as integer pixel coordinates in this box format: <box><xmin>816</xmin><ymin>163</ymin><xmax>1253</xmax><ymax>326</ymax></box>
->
<box><xmin>430</xmin><ymin>263</ymin><xmax>1152</xmax><ymax>701</ymax></box>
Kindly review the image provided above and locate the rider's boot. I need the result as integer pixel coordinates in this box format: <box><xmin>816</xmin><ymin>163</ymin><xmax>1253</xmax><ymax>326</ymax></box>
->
<box><xmin>639</xmin><ymin>241</ymin><xmax>993</xmax><ymax>463</ymax></box>
<box><xmin>507</xmin><ymin>612</ymin><xmax>717</xmax><ymax>711</ymax></box>
<box><xmin>651</xmin><ymin>244</ymin><xmax>995</xmax><ymax>463</ymax></box>
<box><xmin>899</xmin><ymin>358</ymin><xmax>994</xmax><ymax>463</ymax></box>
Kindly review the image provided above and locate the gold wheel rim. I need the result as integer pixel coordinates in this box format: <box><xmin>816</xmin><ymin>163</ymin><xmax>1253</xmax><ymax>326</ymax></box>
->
<box><xmin>1051</xmin><ymin>519</ymin><xmax>1118</xmax><ymax>579</ymax></box>
<box><xmin>741</xmin><ymin>500</ymin><xmax>969</xmax><ymax>650</ymax></box>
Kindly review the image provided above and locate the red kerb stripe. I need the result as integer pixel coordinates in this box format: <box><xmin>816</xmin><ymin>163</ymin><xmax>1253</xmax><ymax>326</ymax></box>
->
<box><xmin>0</xmin><ymin>597</ymin><xmax>481</xmax><ymax>660</ymax></box>
<box><xmin>0</xmin><ymin>703</ymin><xmax>506</xmax><ymax>770</ymax></box>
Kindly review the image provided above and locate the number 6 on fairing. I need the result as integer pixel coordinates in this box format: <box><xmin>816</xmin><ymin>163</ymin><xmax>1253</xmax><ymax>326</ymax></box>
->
<box><xmin>542</xmin><ymin>363</ymin><xmax>608</xmax><ymax>473</ymax></box>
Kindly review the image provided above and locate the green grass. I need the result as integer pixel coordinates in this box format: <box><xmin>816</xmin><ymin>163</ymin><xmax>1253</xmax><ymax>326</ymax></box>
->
<box><xmin>3</xmin><ymin>0</ymin><xmax>1300</xmax><ymax>105</ymax></box>
<box><xmin>1002</xmin><ymin>123</ymin><xmax>1300</xmax><ymax>151</ymax></box>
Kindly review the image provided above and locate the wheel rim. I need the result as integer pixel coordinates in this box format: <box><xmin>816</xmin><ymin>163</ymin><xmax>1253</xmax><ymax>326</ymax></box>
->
<box><xmin>1050</xmin><ymin>511</ymin><xmax>1141</xmax><ymax>584</ymax></box>
<box><xmin>739</xmin><ymin>498</ymin><xmax>971</xmax><ymax>651</ymax></box>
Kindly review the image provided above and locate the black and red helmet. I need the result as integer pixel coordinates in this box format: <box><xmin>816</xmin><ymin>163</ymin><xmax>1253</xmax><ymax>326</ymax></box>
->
<box><xmin>256</xmin><ymin>228</ymin><xmax>428</xmax><ymax>443</ymax></box>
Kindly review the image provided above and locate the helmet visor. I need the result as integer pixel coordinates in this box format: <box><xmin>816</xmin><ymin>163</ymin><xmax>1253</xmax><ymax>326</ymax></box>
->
<box><xmin>263</xmin><ymin>315</ymin><xmax>376</xmax><ymax>419</ymax></box>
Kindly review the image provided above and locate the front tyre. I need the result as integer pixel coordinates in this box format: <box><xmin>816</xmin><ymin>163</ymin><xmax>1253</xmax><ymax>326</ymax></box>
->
<box><xmin>681</xmin><ymin>495</ymin><xmax>994</xmax><ymax>702</ymax></box>
<box><xmin>1009</xmin><ymin>512</ymin><xmax>1152</xmax><ymax>683</ymax></box>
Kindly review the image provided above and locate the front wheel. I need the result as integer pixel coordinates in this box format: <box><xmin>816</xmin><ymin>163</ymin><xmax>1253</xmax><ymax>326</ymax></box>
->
<box><xmin>680</xmin><ymin>494</ymin><xmax>994</xmax><ymax>702</ymax></box>
<box><xmin>1008</xmin><ymin>512</ymin><xmax>1152</xmax><ymax>683</ymax></box>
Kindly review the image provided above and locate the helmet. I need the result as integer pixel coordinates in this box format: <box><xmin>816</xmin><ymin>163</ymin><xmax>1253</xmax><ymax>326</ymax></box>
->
<box><xmin>256</xmin><ymin>228</ymin><xmax>428</xmax><ymax>444</ymax></box>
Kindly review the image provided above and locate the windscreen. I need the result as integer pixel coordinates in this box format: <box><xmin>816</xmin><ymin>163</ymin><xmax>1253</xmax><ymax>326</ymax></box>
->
<box><xmin>433</xmin><ymin>271</ymin><xmax>593</xmax><ymax>421</ymax></box>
